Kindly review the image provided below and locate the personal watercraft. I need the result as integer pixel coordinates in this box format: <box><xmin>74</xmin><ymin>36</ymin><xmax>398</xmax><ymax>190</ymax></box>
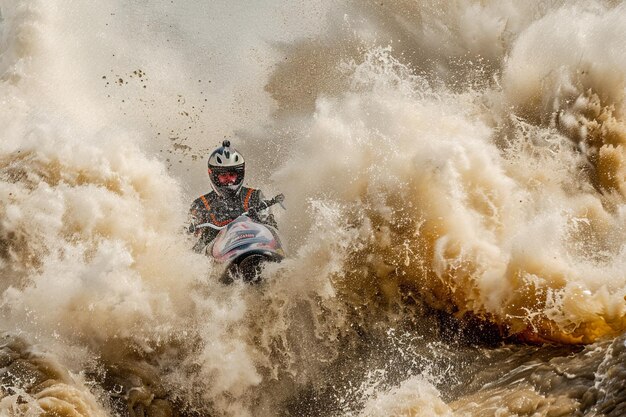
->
<box><xmin>193</xmin><ymin>194</ymin><xmax>286</xmax><ymax>283</ymax></box>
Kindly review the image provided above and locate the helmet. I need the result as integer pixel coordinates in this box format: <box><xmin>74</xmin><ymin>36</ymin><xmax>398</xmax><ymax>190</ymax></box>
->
<box><xmin>207</xmin><ymin>140</ymin><xmax>245</xmax><ymax>196</ymax></box>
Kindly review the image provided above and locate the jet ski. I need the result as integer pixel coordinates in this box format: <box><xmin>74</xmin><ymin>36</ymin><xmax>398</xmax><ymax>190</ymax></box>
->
<box><xmin>192</xmin><ymin>194</ymin><xmax>286</xmax><ymax>283</ymax></box>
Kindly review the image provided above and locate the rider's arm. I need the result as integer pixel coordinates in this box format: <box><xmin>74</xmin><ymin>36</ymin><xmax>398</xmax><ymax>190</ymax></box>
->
<box><xmin>188</xmin><ymin>203</ymin><xmax>204</xmax><ymax>235</ymax></box>
<box><xmin>188</xmin><ymin>201</ymin><xmax>219</xmax><ymax>252</ymax></box>
<box><xmin>254</xmin><ymin>191</ymin><xmax>278</xmax><ymax>229</ymax></box>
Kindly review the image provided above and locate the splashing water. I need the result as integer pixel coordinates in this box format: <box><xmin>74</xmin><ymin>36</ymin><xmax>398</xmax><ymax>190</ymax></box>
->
<box><xmin>1</xmin><ymin>1</ymin><xmax>626</xmax><ymax>416</ymax></box>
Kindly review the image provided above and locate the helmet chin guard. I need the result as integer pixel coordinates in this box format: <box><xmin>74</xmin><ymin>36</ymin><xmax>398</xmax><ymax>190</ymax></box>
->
<box><xmin>207</xmin><ymin>140</ymin><xmax>245</xmax><ymax>196</ymax></box>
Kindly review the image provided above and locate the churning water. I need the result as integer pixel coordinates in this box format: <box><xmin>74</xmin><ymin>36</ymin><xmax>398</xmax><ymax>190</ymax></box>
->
<box><xmin>1</xmin><ymin>1</ymin><xmax>626</xmax><ymax>416</ymax></box>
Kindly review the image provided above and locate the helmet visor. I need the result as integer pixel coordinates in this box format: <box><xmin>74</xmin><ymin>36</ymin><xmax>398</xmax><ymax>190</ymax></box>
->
<box><xmin>216</xmin><ymin>171</ymin><xmax>241</xmax><ymax>186</ymax></box>
<box><xmin>209</xmin><ymin>164</ymin><xmax>244</xmax><ymax>192</ymax></box>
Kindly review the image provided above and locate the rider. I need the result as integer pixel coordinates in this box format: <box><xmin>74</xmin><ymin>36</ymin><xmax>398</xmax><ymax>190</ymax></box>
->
<box><xmin>188</xmin><ymin>140</ymin><xmax>277</xmax><ymax>253</ymax></box>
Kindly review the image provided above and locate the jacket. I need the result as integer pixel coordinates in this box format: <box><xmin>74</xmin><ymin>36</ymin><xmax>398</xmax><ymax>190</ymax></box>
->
<box><xmin>188</xmin><ymin>186</ymin><xmax>277</xmax><ymax>253</ymax></box>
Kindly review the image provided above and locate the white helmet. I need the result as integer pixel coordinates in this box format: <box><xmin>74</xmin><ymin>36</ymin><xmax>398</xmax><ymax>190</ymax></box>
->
<box><xmin>207</xmin><ymin>140</ymin><xmax>245</xmax><ymax>195</ymax></box>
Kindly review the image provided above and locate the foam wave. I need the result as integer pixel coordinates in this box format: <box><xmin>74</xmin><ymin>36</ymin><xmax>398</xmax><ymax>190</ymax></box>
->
<box><xmin>270</xmin><ymin>3</ymin><xmax>626</xmax><ymax>344</ymax></box>
<box><xmin>2</xmin><ymin>0</ymin><xmax>626</xmax><ymax>416</ymax></box>
<box><xmin>0</xmin><ymin>334</ymin><xmax>109</xmax><ymax>417</ymax></box>
<box><xmin>0</xmin><ymin>1</ymin><xmax>263</xmax><ymax>414</ymax></box>
<box><xmin>356</xmin><ymin>376</ymin><xmax>452</xmax><ymax>417</ymax></box>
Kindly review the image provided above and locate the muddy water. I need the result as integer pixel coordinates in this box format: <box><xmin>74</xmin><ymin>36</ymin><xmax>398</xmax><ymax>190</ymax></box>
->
<box><xmin>1</xmin><ymin>1</ymin><xmax>626</xmax><ymax>416</ymax></box>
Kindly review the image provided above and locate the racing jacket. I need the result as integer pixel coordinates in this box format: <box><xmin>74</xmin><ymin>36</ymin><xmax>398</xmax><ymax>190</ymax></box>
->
<box><xmin>188</xmin><ymin>186</ymin><xmax>277</xmax><ymax>253</ymax></box>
